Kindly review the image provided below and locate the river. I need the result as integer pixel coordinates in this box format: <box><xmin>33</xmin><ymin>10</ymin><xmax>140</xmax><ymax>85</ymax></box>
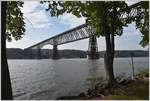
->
<box><xmin>8</xmin><ymin>57</ymin><xmax>149</xmax><ymax>100</ymax></box>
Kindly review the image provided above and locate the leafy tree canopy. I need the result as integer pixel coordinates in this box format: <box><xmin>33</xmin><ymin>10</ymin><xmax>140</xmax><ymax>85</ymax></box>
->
<box><xmin>41</xmin><ymin>1</ymin><xmax>149</xmax><ymax>47</ymax></box>
<box><xmin>41</xmin><ymin>1</ymin><xmax>129</xmax><ymax>36</ymax></box>
<box><xmin>6</xmin><ymin>1</ymin><xmax>25</xmax><ymax>42</ymax></box>
<box><xmin>135</xmin><ymin>1</ymin><xmax>149</xmax><ymax>47</ymax></box>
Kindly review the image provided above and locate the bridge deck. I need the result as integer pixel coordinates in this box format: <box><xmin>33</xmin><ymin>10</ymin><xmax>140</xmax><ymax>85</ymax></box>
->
<box><xmin>25</xmin><ymin>24</ymin><xmax>94</xmax><ymax>49</ymax></box>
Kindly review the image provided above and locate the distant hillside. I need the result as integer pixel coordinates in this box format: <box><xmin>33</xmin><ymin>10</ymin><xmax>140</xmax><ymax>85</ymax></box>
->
<box><xmin>6</xmin><ymin>48</ymin><xmax>87</xmax><ymax>59</ymax></box>
<box><xmin>99</xmin><ymin>50</ymin><xmax>149</xmax><ymax>58</ymax></box>
<box><xmin>6</xmin><ymin>48</ymin><xmax>149</xmax><ymax>59</ymax></box>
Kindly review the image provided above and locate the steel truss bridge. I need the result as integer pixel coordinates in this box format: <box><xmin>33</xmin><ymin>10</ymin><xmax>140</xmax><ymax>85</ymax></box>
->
<box><xmin>25</xmin><ymin>2</ymin><xmax>140</xmax><ymax>59</ymax></box>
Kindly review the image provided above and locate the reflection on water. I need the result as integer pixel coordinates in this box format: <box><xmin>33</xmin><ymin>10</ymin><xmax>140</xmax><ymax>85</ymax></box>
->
<box><xmin>87</xmin><ymin>60</ymin><xmax>102</xmax><ymax>89</ymax></box>
<box><xmin>88</xmin><ymin>60</ymin><xmax>100</xmax><ymax>77</ymax></box>
<box><xmin>8</xmin><ymin>57</ymin><xmax>148</xmax><ymax>100</ymax></box>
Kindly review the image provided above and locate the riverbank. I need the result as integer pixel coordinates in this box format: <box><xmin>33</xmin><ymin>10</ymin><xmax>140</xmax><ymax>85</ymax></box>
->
<box><xmin>102</xmin><ymin>79</ymin><xmax>149</xmax><ymax>100</ymax></box>
<box><xmin>57</xmin><ymin>78</ymin><xmax>149</xmax><ymax>100</ymax></box>
<box><xmin>57</xmin><ymin>68</ymin><xmax>149</xmax><ymax>100</ymax></box>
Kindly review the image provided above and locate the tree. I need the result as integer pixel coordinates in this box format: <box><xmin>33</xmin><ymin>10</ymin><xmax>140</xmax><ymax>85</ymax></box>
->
<box><xmin>134</xmin><ymin>1</ymin><xmax>149</xmax><ymax>47</ymax></box>
<box><xmin>1</xmin><ymin>1</ymin><xmax>25</xmax><ymax>99</ymax></box>
<box><xmin>41</xmin><ymin>1</ymin><xmax>149</xmax><ymax>85</ymax></box>
<box><xmin>41</xmin><ymin>1</ymin><xmax>136</xmax><ymax>85</ymax></box>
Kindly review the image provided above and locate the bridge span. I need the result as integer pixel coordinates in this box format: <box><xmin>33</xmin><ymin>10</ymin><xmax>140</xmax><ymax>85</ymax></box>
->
<box><xmin>25</xmin><ymin>24</ymin><xmax>99</xmax><ymax>59</ymax></box>
<box><xmin>25</xmin><ymin>2</ymin><xmax>140</xmax><ymax>59</ymax></box>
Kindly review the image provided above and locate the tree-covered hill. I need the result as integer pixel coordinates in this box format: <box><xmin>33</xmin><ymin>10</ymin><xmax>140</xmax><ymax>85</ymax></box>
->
<box><xmin>6</xmin><ymin>48</ymin><xmax>148</xmax><ymax>59</ymax></box>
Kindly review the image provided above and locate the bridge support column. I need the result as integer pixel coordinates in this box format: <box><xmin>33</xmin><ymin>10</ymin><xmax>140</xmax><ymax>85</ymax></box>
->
<box><xmin>88</xmin><ymin>35</ymin><xmax>99</xmax><ymax>59</ymax></box>
<box><xmin>52</xmin><ymin>45</ymin><xmax>59</xmax><ymax>59</ymax></box>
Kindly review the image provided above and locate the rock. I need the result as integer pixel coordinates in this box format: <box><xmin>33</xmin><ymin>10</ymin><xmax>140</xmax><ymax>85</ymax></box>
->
<box><xmin>98</xmin><ymin>94</ymin><xmax>105</xmax><ymax>98</ymax></box>
<box><xmin>78</xmin><ymin>92</ymin><xmax>86</xmax><ymax>97</ymax></box>
<box><xmin>119</xmin><ymin>78</ymin><xmax>133</xmax><ymax>86</ymax></box>
<box><xmin>95</xmin><ymin>81</ymin><xmax>108</xmax><ymax>91</ymax></box>
<box><xmin>103</xmin><ymin>89</ymin><xmax>110</xmax><ymax>96</ymax></box>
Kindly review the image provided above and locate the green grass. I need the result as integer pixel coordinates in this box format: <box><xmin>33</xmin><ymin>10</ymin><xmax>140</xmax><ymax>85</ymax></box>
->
<box><xmin>137</xmin><ymin>68</ymin><xmax>149</xmax><ymax>77</ymax></box>
<box><xmin>56</xmin><ymin>80</ymin><xmax>149</xmax><ymax>100</ymax></box>
<box><xmin>104</xmin><ymin>80</ymin><xmax>149</xmax><ymax>100</ymax></box>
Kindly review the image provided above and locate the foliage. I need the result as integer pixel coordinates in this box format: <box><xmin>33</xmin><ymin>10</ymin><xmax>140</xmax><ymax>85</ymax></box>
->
<box><xmin>57</xmin><ymin>78</ymin><xmax>149</xmax><ymax>100</ymax></box>
<box><xmin>2</xmin><ymin>1</ymin><xmax>25</xmax><ymax>99</ymax></box>
<box><xmin>137</xmin><ymin>68</ymin><xmax>149</xmax><ymax>77</ymax></box>
<box><xmin>41</xmin><ymin>1</ymin><xmax>149</xmax><ymax>47</ymax></box>
<box><xmin>104</xmin><ymin>80</ymin><xmax>149</xmax><ymax>100</ymax></box>
<box><xmin>135</xmin><ymin>2</ymin><xmax>149</xmax><ymax>47</ymax></box>
<box><xmin>41</xmin><ymin>1</ymin><xmax>129</xmax><ymax>37</ymax></box>
<box><xmin>6</xmin><ymin>1</ymin><xmax>25</xmax><ymax>41</ymax></box>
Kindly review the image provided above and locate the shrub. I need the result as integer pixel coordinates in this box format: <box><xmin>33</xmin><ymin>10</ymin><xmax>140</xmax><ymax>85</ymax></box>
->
<box><xmin>137</xmin><ymin>68</ymin><xmax>149</xmax><ymax>77</ymax></box>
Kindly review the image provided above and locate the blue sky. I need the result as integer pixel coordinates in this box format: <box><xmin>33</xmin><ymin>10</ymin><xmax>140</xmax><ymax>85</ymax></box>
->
<box><xmin>6</xmin><ymin>1</ymin><xmax>148</xmax><ymax>51</ymax></box>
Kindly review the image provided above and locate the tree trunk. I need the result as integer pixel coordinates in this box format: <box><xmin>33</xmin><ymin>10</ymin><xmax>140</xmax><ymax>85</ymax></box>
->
<box><xmin>104</xmin><ymin>30</ymin><xmax>115</xmax><ymax>85</ymax></box>
<box><xmin>1</xmin><ymin>1</ymin><xmax>13</xmax><ymax>100</ymax></box>
<box><xmin>102</xmin><ymin>5</ymin><xmax>116</xmax><ymax>85</ymax></box>
<box><xmin>102</xmin><ymin>3</ymin><xmax>118</xmax><ymax>86</ymax></box>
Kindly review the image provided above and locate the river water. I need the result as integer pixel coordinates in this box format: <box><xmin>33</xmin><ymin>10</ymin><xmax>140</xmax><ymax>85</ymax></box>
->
<box><xmin>8</xmin><ymin>57</ymin><xmax>149</xmax><ymax>100</ymax></box>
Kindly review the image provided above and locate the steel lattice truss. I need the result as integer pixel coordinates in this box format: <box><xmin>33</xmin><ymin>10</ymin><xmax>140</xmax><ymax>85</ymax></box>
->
<box><xmin>26</xmin><ymin>24</ymin><xmax>94</xmax><ymax>49</ymax></box>
<box><xmin>26</xmin><ymin>2</ymin><xmax>140</xmax><ymax>49</ymax></box>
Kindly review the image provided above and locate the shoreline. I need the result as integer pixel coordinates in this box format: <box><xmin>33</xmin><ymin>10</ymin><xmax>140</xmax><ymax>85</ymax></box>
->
<box><xmin>56</xmin><ymin>76</ymin><xmax>149</xmax><ymax>100</ymax></box>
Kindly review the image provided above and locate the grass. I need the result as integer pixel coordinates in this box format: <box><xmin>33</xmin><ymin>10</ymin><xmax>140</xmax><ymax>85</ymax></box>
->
<box><xmin>56</xmin><ymin>67</ymin><xmax>149</xmax><ymax>100</ymax></box>
<box><xmin>103</xmin><ymin>80</ymin><xmax>149</xmax><ymax>100</ymax></box>
<box><xmin>137</xmin><ymin>68</ymin><xmax>149</xmax><ymax>77</ymax></box>
<box><xmin>57</xmin><ymin>80</ymin><xmax>149</xmax><ymax>100</ymax></box>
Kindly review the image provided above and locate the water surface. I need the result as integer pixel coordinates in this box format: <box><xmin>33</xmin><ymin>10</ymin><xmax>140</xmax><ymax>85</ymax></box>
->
<box><xmin>8</xmin><ymin>57</ymin><xmax>149</xmax><ymax>100</ymax></box>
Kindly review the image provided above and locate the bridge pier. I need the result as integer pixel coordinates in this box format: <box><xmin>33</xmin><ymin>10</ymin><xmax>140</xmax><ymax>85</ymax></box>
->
<box><xmin>52</xmin><ymin>45</ymin><xmax>59</xmax><ymax>59</ymax></box>
<box><xmin>88</xmin><ymin>35</ymin><xmax>99</xmax><ymax>59</ymax></box>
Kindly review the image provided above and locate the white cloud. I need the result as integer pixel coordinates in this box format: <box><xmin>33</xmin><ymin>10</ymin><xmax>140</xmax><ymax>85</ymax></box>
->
<box><xmin>58</xmin><ymin>13</ymin><xmax>86</xmax><ymax>28</ymax></box>
<box><xmin>125</xmin><ymin>0</ymin><xmax>140</xmax><ymax>6</ymax></box>
<box><xmin>123</xmin><ymin>22</ymin><xmax>141</xmax><ymax>36</ymax></box>
<box><xmin>6</xmin><ymin>36</ymin><xmax>37</xmax><ymax>49</ymax></box>
<box><xmin>21</xmin><ymin>1</ymin><xmax>39</xmax><ymax>14</ymax></box>
<box><xmin>21</xmin><ymin>1</ymin><xmax>51</xmax><ymax>29</ymax></box>
<box><xmin>26</xmin><ymin>10</ymin><xmax>51</xmax><ymax>28</ymax></box>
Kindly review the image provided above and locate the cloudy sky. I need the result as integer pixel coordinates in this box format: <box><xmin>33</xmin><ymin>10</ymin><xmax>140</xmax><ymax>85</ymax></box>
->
<box><xmin>6</xmin><ymin>1</ymin><xmax>147</xmax><ymax>51</ymax></box>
